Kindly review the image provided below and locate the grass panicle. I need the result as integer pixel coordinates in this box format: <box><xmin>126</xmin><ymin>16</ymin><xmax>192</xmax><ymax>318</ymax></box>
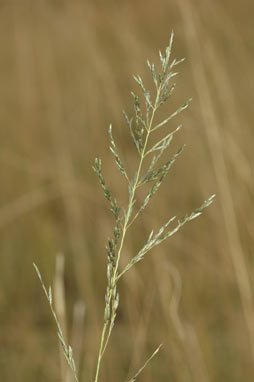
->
<box><xmin>92</xmin><ymin>32</ymin><xmax>215</xmax><ymax>382</ymax></box>
<box><xmin>34</xmin><ymin>32</ymin><xmax>215</xmax><ymax>382</ymax></box>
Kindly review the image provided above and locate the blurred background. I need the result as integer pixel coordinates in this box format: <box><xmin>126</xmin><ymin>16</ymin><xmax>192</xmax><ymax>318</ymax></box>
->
<box><xmin>0</xmin><ymin>0</ymin><xmax>253</xmax><ymax>381</ymax></box>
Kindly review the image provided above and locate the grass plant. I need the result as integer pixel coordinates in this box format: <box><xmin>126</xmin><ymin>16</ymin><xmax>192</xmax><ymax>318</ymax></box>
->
<box><xmin>34</xmin><ymin>33</ymin><xmax>215</xmax><ymax>382</ymax></box>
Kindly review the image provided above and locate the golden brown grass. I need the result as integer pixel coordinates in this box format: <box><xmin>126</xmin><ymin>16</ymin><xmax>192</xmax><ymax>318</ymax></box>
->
<box><xmin>0</xmin><ymin>0</ymin><xmax>253</xmax><ymax>381</ymax></box>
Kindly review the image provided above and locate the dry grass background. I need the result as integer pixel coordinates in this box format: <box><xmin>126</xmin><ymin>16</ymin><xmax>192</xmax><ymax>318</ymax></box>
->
<box><xmin>0</xmin><ymin>0</ymin><xmax>253</xmax><ymax>381</ymax></box>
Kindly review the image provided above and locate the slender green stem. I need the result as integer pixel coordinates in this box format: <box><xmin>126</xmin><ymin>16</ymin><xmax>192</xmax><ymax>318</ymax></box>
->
<box><xmin>94</xmin><ymin>324</ymin><xmax>107</xmax><ymax>382</ymax></box>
